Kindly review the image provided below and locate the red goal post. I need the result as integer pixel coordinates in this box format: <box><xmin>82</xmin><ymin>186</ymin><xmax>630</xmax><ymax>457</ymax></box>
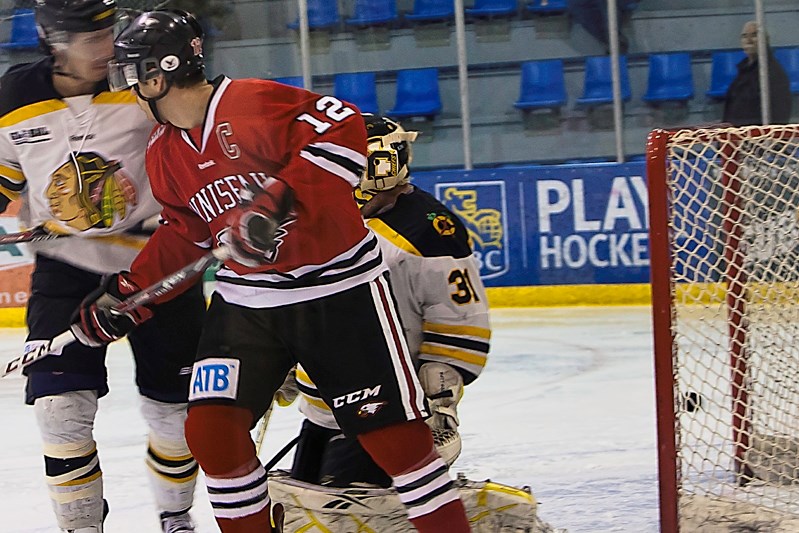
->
<box><xmin>647</xmin><ymin>124</ymin><xmax>799</xmax><ymax>533</ymax></box>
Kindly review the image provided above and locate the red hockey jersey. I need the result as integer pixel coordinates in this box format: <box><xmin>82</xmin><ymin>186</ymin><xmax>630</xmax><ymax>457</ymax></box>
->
<box><xmin>129</xmin><ymin>76</ymin><xmax>385</xmax><ymax>308</ymax></box>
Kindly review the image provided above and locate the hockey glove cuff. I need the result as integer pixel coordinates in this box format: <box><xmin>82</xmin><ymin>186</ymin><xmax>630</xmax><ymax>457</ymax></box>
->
<box><xmin>227</xmin><ymin>179</ymin><xmax>294</xmax><ymax>268</ymax></box>
<box><xmin>70</xmin><ymin>273</ymin><xmax>153</xmax><ymax>347</ymax></box>
<box><xmin>418</xmin><ymin>362</ymin><xmax>464</xmax><ymax>431</ymax></box>
<box><xmin>275</xmin><ymin>367</ymin><xmax>299</xmax><ymax>407</ymax></box>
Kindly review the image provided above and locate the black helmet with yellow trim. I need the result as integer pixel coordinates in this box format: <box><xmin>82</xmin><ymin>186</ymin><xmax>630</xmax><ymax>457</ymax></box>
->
<box><xmin>35</xmin><ymin>0</ymin><xmax>118</xmax><ymax>50</ymax></box>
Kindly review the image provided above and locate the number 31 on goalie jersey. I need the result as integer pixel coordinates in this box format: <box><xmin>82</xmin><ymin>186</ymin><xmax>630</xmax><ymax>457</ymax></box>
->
<box><xmin>296</xmin><ymin>96</ymin><xmax>355</xmax><ymax>134</ymax></box>
<box><xmin>449</xmin><ymin>268</ymin><xmax>481</xmax><ymax>305</ymax></box>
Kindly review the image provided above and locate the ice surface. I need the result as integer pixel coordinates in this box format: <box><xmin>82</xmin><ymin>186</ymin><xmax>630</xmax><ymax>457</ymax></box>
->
<box><xmin>0</xmin><ymin>306</ymin><xmax>660</xmax><ymax>532</ymax></box>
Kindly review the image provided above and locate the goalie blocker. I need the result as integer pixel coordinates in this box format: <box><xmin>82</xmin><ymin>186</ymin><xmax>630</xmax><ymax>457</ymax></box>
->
<box><xmin>268</xmin><ymin>469</ymin><xmax>560</xmax><ymax>533</ymax></box>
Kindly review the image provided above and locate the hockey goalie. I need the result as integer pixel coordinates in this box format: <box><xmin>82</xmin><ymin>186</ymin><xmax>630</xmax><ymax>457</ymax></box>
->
<box><xmin>267</xmin><ymin>115</ymin><xmax>559</xmax><ymax>533</ymax></box>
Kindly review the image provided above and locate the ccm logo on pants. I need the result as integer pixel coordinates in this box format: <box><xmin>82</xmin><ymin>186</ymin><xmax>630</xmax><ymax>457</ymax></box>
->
<box><xmin>333</xmin><ymin>385</ymin><xmax>382</xmax><ymax>408</ymax></box>
<box><xmin>190</xmin><ymin>358</ymin><xmax>240</xmax><ymax>401</ymax></box>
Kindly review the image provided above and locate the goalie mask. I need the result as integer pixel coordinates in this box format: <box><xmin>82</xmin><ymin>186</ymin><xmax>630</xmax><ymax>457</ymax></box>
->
<box><xmin>357</xmin><ymin>115</ymin><xmax>419</xmax><ymax>204</ymax></box>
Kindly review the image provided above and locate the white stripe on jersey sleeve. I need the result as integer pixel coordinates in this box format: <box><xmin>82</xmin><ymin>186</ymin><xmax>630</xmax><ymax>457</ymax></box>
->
<box><xmin>299</xmin><ymin>149</ymin><xmax>362</xmax><ymax>187</ymax></box>
<box><xmin>308</xmin><ymin>141</ymin><xmax>367</xmax><ymax>167</ymax></box>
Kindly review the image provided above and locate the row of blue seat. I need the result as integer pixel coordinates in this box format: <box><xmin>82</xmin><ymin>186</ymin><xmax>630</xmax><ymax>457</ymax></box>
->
<box><xmin>274</xmin><ymin>70</ymin><xmax>442</xmax><ymax>117</ymax></box>
<box><xmin>4</xmin><ymin>1</ymin><xmax>623</xmax><ymax>51</ymax></box>
<box><xmin>0</xmin><ymin>2</ymin><xmax>569</xmax><ymax>51</ymax></box>
<box><xmin>517</xmin><ymin>48</ymin><xmax>799</xmax><ymax>110</ymax></box>
<box><xmin>272</xmin><ymin>48</ymin><xmax>799</xmax><ymax>119</ymax></box>
<box><xmin>289</xmin><ymin>0</ymin><xmax>586</xmax><ymax>29</ymax></box>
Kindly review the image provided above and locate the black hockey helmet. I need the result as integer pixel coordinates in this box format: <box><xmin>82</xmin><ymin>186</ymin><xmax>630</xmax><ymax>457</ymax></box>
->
<box><xmin>359</xmin><ymin>114</ymin><xmax>419</xmax><ymax>194</ymax></box>
<box><xmin>35</xmin><ymin>0</ymin><xmax>118</xmax><ymax>50</ymax></box>
<box><xmin>107</xmin><ymin>9</ymin><xmax>204</xmax><ymax>93</ymax></box>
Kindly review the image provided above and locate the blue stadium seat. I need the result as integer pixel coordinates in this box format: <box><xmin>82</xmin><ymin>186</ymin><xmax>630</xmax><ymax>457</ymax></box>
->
<box><xmin>346</xmin><ymin>0</ymin><xmax>399</xmax><ymax>27</ymax></box>
<box><xmin>0</xmin><ymin>9</ymin><xmax>39</xmax><ymax>50</ymax></box>
<box><xmin>514</xmin><ymin>60</ymin><xmax>567</xmax><ymax>110</ymax></box>
<box><xmin>271</xmin><ymin>76</ymin><xmax>305</xmax><ymax>88</ymax></box>
<box><xmin>406</xmin><ymin>0</ymin><xmax>455</xmax><ymax>22</ymax></box>
<box><xmin>287</xmin><ymin>0</ymin><xmax>340</xmax><ymax>30</ymax></box>
<box><xmin>466</xmin><ymin>0</ymin><xmax>517</xmax><ymax>18</ymax></box>
<box><xmin>525</xmin><ymin>0</ymin><xmax>567</xmax><ymax>15</ymax></box>
<box><xmin>386</xmin><ymin>68</ymin><xmax>442</xmax><ymax>118</ymax></box>
<box><xmin>334</xmin><ymin>72</ymin><xmax>379</xmax><ymax>114</ymax></box>
<box><xmin>706</xmin><ymin>50</ymin><xmax>746</xmax><ymax>99</ymax></box>
<box><xmin>576</xmin><ymin>56</ymin><xmax>632</xmax><ymax>106</ymax></box>
<box><xmin>775</xmin><ymin>47</ymin><xmax>799</xmax><ymax>94</ymax></box>
<box><xmin>643</xmin><ymin>52</ymin><xmax>694</xmax><ymax>103</ymax></box>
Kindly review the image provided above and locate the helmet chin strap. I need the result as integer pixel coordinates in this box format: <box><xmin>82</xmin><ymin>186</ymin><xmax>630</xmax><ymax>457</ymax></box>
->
<box><xmin>134</xmin><ymin>83</ymin><xmax>171</xmax><ymax>125</ymax></box>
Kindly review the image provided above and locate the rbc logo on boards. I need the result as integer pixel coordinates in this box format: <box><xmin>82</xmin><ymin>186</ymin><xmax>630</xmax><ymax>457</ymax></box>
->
<box><xmin>189</xmin><ymin>358</ymin><xmax>240</xmax><ymax>401</ymax></box>
<box><xmin>436</xmin><ymin>182</ymin><xmax>509</xmax><ymax>280</ymax></box>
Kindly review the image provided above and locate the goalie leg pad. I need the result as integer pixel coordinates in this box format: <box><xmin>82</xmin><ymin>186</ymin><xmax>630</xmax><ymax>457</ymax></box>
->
<box><xmin>140</xmin><ymin>397</ymin><xmax>197</xmax><ymax>515</ymax></box>
<box><xmin>269</xmin><ymin>471</ymin><xmax>551</xmax><ymax>533</ymax></box>
<box><xmin>34</xmin><ymin>391</ymin><xmax>105</xmax><ymax>530</ymax></box>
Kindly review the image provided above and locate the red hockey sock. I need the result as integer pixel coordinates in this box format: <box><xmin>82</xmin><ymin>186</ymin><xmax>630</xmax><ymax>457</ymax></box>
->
<box><xmin>185</xmin><ymin>405</ymin><xmax>272</xmax><ymax>532</ymax></box>
<box><xmin>358</xmin><ymin>420</ymin><xmax>471</xmax><ymax>533</ymax></box>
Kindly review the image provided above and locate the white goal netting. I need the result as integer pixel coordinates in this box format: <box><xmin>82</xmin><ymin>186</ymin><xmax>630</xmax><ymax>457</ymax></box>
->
<box><xmin>653</xmin><ymin>125</ymin><xmax>799</xmax><ymax>532</ymax></box>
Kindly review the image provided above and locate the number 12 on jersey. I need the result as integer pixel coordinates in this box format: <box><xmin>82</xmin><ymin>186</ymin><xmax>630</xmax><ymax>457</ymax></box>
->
<box><xmin>297</xmin><ymin>96</ymin><xmax>355</xmax><ymax>134</ymax></box>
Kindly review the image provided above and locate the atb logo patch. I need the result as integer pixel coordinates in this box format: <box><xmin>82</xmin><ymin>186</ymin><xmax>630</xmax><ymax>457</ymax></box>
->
<box><xmin>189</xmin><ymin>358</ymin><xmax>240</xmax><ymax>401</ymax></box>
<box><xmin>357</xmin><ymin>401</ymin><xmax>387</xmax><ymax>418</ymax></box>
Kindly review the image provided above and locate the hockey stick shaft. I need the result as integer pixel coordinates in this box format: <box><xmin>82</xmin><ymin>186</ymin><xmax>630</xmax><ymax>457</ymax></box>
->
<box><xmin>255</xmin><ymin>404</ymin><xmax>273</xmax><ymax>455</ymax></box>
<box><xmin>0</xmin><ymin>226</ymin><xmax>66</xmax><ymax>245</ymax></box>
<box><xmin>263</xmin><ymin>435</ymin><xmax>300</xmax><ymax>472</ymax></box>
<box><xmin>1</xmin><ymin>246</ymin><xmax>230</xmax><ymax>377</ymax></box>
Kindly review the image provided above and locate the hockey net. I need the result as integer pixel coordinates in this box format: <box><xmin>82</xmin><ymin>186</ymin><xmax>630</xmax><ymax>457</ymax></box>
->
<box><xmin>648</xmin><ymin>124</ymin><xmax>799</xmax><ymax>533</ymax></box>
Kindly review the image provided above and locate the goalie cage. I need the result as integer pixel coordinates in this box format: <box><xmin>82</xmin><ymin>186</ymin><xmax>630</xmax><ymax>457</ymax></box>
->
<box><xmin>267</xmin><ymin>470</ymin><xmax>564</xmax><ymax>532</ymax></box>
<box><xmin>648</xmin><ymin>124</ymin><xmax>799</xmax><ymax>533</ymax></box>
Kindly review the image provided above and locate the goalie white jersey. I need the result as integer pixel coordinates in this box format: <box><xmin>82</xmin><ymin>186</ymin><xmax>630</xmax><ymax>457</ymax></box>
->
<box><xmin>298</xmin><ymin>186</ymin><xmax>491</xmax><ymax>429</ymax></box>
<box><xmin>0</xmin><ymin>57</ymin><xmax>160</xmax><ymax>274</ymax></box>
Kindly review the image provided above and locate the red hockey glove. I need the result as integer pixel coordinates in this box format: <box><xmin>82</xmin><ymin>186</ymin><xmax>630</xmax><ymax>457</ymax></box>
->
<box><xmin>227</xmin><ymin>179</ymin><xmax>294</xmax><ymax>267</ymax></box>
<box><xmin>70</xmin><ymin>273</ymin><xmax>153</xmax><ymax>347</ymax></box>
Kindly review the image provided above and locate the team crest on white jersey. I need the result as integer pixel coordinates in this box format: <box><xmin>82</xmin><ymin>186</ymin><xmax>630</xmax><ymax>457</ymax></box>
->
<box><xmin>46</xmin><ymin>152</ymin><xmax>137</xmax><ymax>232</ymax></box>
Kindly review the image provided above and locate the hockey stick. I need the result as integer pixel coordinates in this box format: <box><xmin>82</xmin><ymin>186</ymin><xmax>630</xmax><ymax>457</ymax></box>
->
<box><xmin>0</xmin><ymin>225</ymin><xmax>67</xmax><ymax>245</ymax></box>
<box><xmin>255</xmin><ymin>404</ymin><xmax>273</xmax><ymax>455</ymax></box>
<box><xmin>264</xmin><ymin>435</ymin><xmax>300</xmax><ymax>471</ymax></box>
<box><xmin>1</xmin><ymin>246</ymin><xmax>230</xmax><ymax>377</ymax></box>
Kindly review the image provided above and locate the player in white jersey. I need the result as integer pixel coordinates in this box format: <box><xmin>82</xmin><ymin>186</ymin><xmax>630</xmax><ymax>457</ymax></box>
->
<box><xmin>0</xmin><ymin>2</ymin><xmax>204</xmax><ymax>531</ymax></box>
<box><xmin>290</xmin><ymin>115</ymin><xmax>491</xmax><ymax>489</ymax></box>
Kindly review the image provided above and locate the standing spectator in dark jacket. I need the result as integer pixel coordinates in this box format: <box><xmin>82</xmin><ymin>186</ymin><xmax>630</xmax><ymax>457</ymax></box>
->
<box><xmin>723</xmin><ymin>20</ymin><xmax>792</xmax><ymax>126</ymax></box>
<box><xmin>569</xmin><ymin>0</ymin><xmax>637</xmax><ymax>54</ymax></box>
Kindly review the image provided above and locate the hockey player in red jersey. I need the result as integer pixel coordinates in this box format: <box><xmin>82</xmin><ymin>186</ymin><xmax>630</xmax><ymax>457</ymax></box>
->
<box><xmin>0</xmin><ymin>2</ymin><xmax>204</xmax><ymax>532</ymax></box>
<box><xmin>291</xmin><ymin>115</ymin><xmax>491</xmax><ymax>487</ymax></box>
<box><xmin>71</xmin><ymin>9</ymin><xmax>473</xmax><ymax>533</ymax></box>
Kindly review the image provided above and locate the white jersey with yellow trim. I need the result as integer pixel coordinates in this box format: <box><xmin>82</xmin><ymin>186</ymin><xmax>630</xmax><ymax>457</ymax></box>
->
<box><xmin>298</xmin><ymin>186</ymin><xmax>491</xmax><ymax>430</ymax></box>
<box><xmin>0</xmin><ymin>57</ymin><xmax>160</xmax><ymax>274</ymax></box>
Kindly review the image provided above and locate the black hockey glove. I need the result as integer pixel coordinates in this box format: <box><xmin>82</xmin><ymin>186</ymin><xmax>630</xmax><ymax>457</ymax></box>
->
<box><xmin>227</xmin><ymin>179</ymin><xmax>294</xmax><ymax>267</ymax></box>
<box><xmin>70</xmin><ymin>273</ymin><xmax>153</xmax><ymax>347</ymax></box>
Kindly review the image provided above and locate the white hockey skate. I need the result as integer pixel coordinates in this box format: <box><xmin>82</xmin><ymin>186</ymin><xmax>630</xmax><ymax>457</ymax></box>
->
<box><xmin>160</xmin><ymin>511</ymin><xmax>194</xmax><ymax>533</ymax></box>
<box><xmin>63</xmin><ymin>498</ymin><xmax>109</xmax><ymax>533</ymax></box>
